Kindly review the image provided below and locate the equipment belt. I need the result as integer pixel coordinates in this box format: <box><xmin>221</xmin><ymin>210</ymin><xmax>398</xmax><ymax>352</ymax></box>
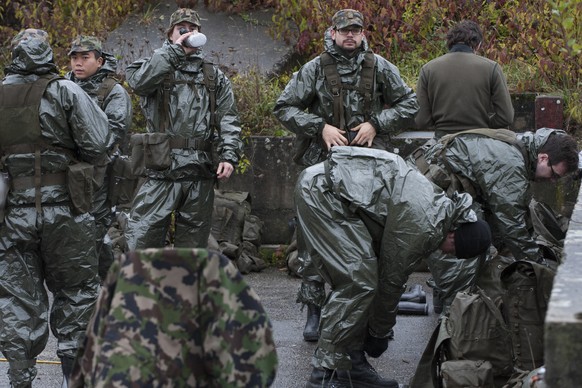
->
<box><xmin>11</xmin><ymin>172</ymin><xmax>67</xmax><ymax>190</ymax></box>
<box><xmin>168</xmin><ymin>137</ymin><xmax>212</xmax><ymax>152</ymax></box>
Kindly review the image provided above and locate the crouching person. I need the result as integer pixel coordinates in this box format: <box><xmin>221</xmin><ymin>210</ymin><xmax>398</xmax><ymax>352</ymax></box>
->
<box><xmin>69</xmin><ymin>248</ymin><xmax>278</xmax><ymax>387</ymax></box>
<box><xmin>295</xmin><ymin>147</ymin><xmax>491</xmax><ymax>387</ymax></box>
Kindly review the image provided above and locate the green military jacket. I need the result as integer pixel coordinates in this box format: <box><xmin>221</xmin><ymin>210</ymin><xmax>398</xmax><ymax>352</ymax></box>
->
<box><xmin>69</xmin><ymin>248</ymin><xmax>278</xmax><ymax>387</ymax></box>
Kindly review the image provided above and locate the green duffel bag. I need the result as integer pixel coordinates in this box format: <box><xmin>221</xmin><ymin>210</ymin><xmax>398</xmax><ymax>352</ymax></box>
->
<box><xmin>441</xmin><ymin>360</ymin><xmax>494</xmax><ymax>388</ymax></box>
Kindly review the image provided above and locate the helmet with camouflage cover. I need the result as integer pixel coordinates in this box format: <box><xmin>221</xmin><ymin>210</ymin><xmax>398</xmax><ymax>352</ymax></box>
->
<box><xmin>68</xmin><ymin>35</ymin><xmax>103</xmax><ymax>56</ymax></box>
<box><xmin>166</xmin><ymin>8</ymin><xmax>202</xmax><ymax>38</ymax></box>
<box><xmin>331</xmin><ymin>9</ymin><xmax>364</xmax><ymax>30</ymax></box>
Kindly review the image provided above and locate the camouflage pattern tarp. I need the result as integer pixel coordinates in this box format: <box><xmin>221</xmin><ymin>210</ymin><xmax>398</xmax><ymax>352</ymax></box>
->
<box><xmin>69</xmin><ymin>248</ymin><xmax>278</xmax><ymax>387</ymax></box>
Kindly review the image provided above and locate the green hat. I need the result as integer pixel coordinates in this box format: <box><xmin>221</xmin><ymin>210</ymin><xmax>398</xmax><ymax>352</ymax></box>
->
<box><xmin>11</xmin><ymin>28</ymin><xmax>48</xmax><ymax>47</ymax></box>
<box><xmin>169</xmin><ymin>8</ymin><xmax>201</xmax><ymax>29</ymax></box>
<box><xmin>332</xmin><ymin>9</ymin><xmax>364</xmax><ymax>30</ymax></box>
<box><xmin>68</xmin><ymin>35</ymin><xmax>102</xmax><ymax>56</ymax></box>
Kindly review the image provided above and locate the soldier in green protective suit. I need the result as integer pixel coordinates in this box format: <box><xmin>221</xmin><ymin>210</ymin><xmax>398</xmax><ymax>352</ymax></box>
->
<box><xmin>273</xmin><ymin>8</ymin><xmax>419</xmax><ymax>343</ymax></box>
<box><xmin>296</xmin><ymin>147</ymin><xmax>492</xmax><ymax>387</ymax></box>
<box><xmin>0</xmin><ymin>29</ymin><xmax>110</xmax><ymax>387</ymax></box>
<box><xmin>66</xmin><ymin>35</ymin><xmax>133</xmax><ymax>282</ymax></box>
<box><xmin>124</xmin><ymin>8</ymin><xmax>243</xmax><ymax>251</ymax></box>
<box><xmin>410</xmin><ymin>128</ymin><xmax>579</xmax><ymax>313</ymax></box>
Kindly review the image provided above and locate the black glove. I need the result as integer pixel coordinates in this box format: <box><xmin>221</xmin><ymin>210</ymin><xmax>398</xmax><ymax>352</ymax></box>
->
<box><xmin>364</xmin><ymin>331</ymin><xmax>389</xmax><ymax>358</ymax></box>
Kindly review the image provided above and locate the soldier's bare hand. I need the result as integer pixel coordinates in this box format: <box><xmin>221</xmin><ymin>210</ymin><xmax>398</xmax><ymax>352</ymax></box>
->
<box><xmin>216</xmin><ymin>161</ymin><xmax>234</xmax><ymax>180</ymax></box>
<box><xmin>322</xmin><ymin>123</ymin><xmax>348</xmax><ymax>150</ymax></box>
<box><xmin>349</xmin><ymin>122</ymin><xmax>376</xmax><ymax>147</ymax></box>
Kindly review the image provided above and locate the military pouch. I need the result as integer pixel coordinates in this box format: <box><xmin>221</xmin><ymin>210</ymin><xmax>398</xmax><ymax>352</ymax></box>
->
<box><xmin>130</xmin><ymin>133</ymin><xmax>171</xmax><ymax>175</ymax></box>
<box><xmin>93</xmin><ymin>154</ymin><xmax>111</xmax><ymax>187</ymax></box>
<box><xmin>108</xmin><ymin>155</ymin><xmax>139</xmax><ymax>207</ymax></box>
<box><xmin>67</xmin><ymin>162</ymin><xmax>94</xmax><ymax>214</ymax></box>
<box><xmin>425</xmin><ymin>164</ymin><xmax>451</xmax><ymax>191</ymax></box>
<box><xmin>440</xmin><ymin>360</ymin><xmax>494</xmax><ymax>388</ymax></box>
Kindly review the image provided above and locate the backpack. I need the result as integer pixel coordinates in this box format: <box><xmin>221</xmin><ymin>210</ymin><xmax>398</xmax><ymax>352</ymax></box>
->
<box><xmin>0</xmin><ymin>74</ymin><xmax>74</xmax><ymax>212</ymax></box>
<box><xmin>95</xmin><ymin>74</ymin><xmax>119</xmax><ymax>109</ymax></box>
<box><xmin>500</xmin><ymin>260</ymin><xmax>555</xmax><ymax>372</ymax></box>
<box><xmin>210</xmin><ymin>190</ymin><xmax>266</xmax><ymax>274</ymax></box>
<box><xmin>410</xmin><ymin>288</ymin><xmax>514</xmax><ymax>388</ymax></box>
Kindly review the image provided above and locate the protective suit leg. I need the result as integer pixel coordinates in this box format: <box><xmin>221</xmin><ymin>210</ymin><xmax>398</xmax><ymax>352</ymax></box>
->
<box><xmin>0</xmin><ymin>208</ymin><xmax>51</xmax><ymax>387</ymax></box>
<box><xmin>7</xmin><ymin>359</ymin><xmax>36</xmax><ymax>388</ymax></box>
<box><xmin>92</xmin><ymin>180</ymin><xmax>115</xmax><ymax>280</ymax></box>
<box><xmin>125</xmin><ymin>179</ymin><xmax>182</xmax><ymax>250</ymax></box>
<box><xmin>42</xmin><ymin>208</ymin><xmax>99</xmax><ymax>374</ymax></box>
<box><xmin>173</xmin><ymin>179</ymin><xmax>214</xmax><ymax>248</ymax></box>
<box><xmin>295</xmin><ymin>170</ymin><xmax>377</xmax><ymax>370</ymax></box>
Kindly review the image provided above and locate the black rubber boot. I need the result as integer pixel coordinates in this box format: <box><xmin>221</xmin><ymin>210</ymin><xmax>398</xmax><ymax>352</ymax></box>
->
<box><xmin>303</xmin><ymin>303</ymin><xmax>321</xmax><ymax>342</ymax></box>
<box><xmin>305</xmin><ymin>367</ymin><xmax>349</xmax><ymax>388</ymax></box>
<box><xmin>397</xmin><ymin>301</ymin><xmax>429</xmax><ymax>315</ymax></box>
<box><xmin>399</xmin><ymin>284</ymin><xmax>426</xmax><ymax>303</ymax></box>
<box><xmin>364</xmin><ymin>331</ymin><xmax>390</xmax><ymax>358</ymax></box>
<box><xmin>336</xmin><ymin>351</ymin><xmax>399</xmax><ymax>387</ymax></box>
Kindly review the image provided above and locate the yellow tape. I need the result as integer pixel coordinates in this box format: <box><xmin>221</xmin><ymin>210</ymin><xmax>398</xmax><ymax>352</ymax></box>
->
<box><xmin>0</xmin><ymin>358</ymin><xmax>61</xmax><ymax>365</ymax></box>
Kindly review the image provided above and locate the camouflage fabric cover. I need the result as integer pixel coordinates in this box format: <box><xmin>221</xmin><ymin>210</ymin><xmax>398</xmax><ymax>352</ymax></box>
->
<box><xmin>331</xmin><ymin>9</ymin><xmax>364</xmax><ymax>29</ymax></box>
<box><xmin>169</xmin><ymin>8</ymin><xmax>201</xmax><ymax>28</ymax></box>
<box><xmin>68</xmin><ymin>35</ymin><xmax>103</xmax><ymax>55</ymax></box>
<box><xmin>11</xmin><ymin>28</ymin><xmax>48</xmax><ymax>46</ymax></box>
<box><xmin>69</xmin><ymin>248</ymin><xmax>278</xmax><ymax>387</ymax></box>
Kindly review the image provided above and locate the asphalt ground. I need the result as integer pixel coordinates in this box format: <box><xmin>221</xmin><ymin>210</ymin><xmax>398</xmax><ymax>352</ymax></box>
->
<box><xmin>0</xmin><ymin>267</ymin><xmax>438</xmax><ymax>387</ymax></box>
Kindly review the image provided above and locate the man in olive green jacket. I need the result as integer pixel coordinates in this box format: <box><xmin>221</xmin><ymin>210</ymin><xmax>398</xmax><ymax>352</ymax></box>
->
<box><xmin>415</xmin><ymin>20</ymin><xmax>514</xmax><ymax>138</ymax></box>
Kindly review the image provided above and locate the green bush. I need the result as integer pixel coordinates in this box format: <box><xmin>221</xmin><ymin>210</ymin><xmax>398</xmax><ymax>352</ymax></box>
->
<box><xmin>0</xmin><ymin>0</ymin><xmax>150</xmax><ymax>68</ymax></box>
<box><xmin>270</xmin><ymin>0</ymin><xmax>582</xmax><ymax>130</ymax></box>
<box><xmin>2</xmin><ymin>0</ymin><xmax>579</xmax><ymax>134</ymax></box>
<box><xmin>231</xmin><ymin>70</ymin><xmax>289</xmax><ymax>138</ymax></box>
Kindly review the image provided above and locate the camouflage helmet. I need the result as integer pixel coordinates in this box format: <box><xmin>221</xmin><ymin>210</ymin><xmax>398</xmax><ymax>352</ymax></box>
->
<box><xmin>332</xmin><ymin>9</ymin><xmax>364</xmax><ymax>30</ymax></box>
<box><xmin>11</xmin><ymin>28</ymin><xmax>49</xmax><ymax>48</ymax></box>
<box><xmin>167</xmin><ymin>8</ymin><xmax>202</xmax><ymax>36</ymax></box>
<box><xmin>68</xmin><ymin>35</ymin><xmax>103</xmax><ymax>56</ymax></box>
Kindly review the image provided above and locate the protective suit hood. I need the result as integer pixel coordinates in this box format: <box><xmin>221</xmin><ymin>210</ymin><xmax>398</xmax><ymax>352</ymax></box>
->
<box><xmin>5</xmin><ymin>38</ymin><xmax>58</xmax><ymax>76</ymax></box>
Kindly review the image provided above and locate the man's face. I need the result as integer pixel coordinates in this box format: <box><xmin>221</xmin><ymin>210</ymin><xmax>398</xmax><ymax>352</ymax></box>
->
<box><xmin>170</xmin><ymin>21</ymin><xmax>199</xmax><ymax>43</ymax></box>
<box><xmin>331</xmin><ymin>24</ymin><xmax>364</xmax><ymax>52</ymax></box>
<box><xmin>69</xmin><ymin>51</ymin><xmax>103</xmax><ymax>80</ymax></box>
<box><xmin>535</xmin><ymin>153</ymin><xmax>568</xmax><ymax>182</ymax></box>
<box><xmin>439</xmin><ymin>231</ymin><xmax>456</xmax><ymax>254</ymax></box>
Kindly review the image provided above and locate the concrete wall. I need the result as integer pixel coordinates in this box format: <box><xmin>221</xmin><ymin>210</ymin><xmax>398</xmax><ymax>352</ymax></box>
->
<box><xmin>545</xmin><ymin>184</ymin><xmax>582</xmax><ymax>387</ymax></box>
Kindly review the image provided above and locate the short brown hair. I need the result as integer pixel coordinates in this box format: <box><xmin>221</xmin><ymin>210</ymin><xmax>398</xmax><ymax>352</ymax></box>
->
<box><xmin>446</xmin><ymin>20</ymin><xmax>483</xmax><ymax>50</ymax></box>
<box><xmin>540</xmin><ymin>132</ymin><xmax>579</xmax><ymax>174</ymax></box>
